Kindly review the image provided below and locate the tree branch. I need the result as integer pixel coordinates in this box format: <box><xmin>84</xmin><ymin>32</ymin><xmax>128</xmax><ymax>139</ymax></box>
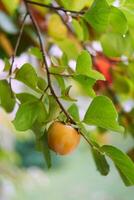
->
<box><xmin>26</xmin><ymin>0</ymin><xmax>85</xmax><ymax>15</ymax></box>
<box><xmin>23</xmin><ymin>0</ymin><xmax>75</xmax><ymax>124</ymax></box>
<box><xmin>9</xmin><ymin>12</ymin><xmax>28</xmax><ymax>87</ymax></box>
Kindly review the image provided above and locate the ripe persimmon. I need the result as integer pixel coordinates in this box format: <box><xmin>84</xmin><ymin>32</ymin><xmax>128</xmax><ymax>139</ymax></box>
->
<box><xmin>48</xmin><ymin>121</ymin><xmax>80</xmax><ymax>155</ymax></box>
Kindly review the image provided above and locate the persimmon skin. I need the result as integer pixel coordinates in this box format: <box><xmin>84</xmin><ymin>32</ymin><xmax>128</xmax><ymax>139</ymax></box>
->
<box><xmin>48</xmin><ymin>122</ymin><xmax>81</xmax><ymax>155</ymax></box>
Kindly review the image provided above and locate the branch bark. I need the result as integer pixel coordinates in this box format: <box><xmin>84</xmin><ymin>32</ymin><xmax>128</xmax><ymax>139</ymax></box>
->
<box><xmin>23</xmin><ymin>0</ymin><xmax>75</xmax><ymax>124</ymax></box>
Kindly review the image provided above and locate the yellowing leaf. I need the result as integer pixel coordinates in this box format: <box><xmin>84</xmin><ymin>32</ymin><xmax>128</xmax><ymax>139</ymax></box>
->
<box><xmin>48</xmin><ymin>14</ymin><xmax>67</xmax><ymax>40</ymax></box>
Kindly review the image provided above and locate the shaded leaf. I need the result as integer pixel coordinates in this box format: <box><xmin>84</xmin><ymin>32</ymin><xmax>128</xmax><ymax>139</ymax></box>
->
<box><xmin>0</xmin><ymin>80</ymin><xmax>15</xmax><ymax>112</ymax></box>
<box><xmin>68</xmin><ymin>103</ymin><xmax>80</xmax><ymax>122</ymax></box>
<box><xmin>13</xmin><ymin>101</ymin><xmax>40</xmax><ymax>131</ymax></box>
<box><xmin>92</xmin><ymin>148</ymin><xmax>110</xmax><ymax>175</ymax></box>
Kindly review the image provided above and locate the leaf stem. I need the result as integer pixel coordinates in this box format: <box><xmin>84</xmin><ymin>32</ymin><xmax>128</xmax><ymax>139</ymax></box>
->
<box><xmin>26</xmin><ymin>0</ymin><xmax>85</xmax><ymax>15</ymax></box>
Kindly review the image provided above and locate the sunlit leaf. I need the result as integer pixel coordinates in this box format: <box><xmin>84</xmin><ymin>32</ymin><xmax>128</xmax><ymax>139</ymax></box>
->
<box><xmin>84</xmin><ymin>0</ymin><xmax>110</xmax><ymax>32</ymax></box>
<box><xmin>84</xmin><ymin>96</ymin><xmax>124</xmax><ymax>133</ymax></box>
<box><xmin>102</xmin><ymin>145</ymin><xmax>134</xmax><ymax>186</ymax></box>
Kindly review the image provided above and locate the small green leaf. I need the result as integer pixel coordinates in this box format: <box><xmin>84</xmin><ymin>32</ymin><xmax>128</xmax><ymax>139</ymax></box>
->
<box><xmin>61</xmin><ymin>85</ymin><xmax>77</xmax><ymax>101</ymax></box>
<box><xmin>76</xmin><ymin>51</ymin><xmax>105</xmax><ymax>80</ymax></box>
<box><xmin>0</xmin><ymin>80</ymin><xmax>15</xmax><ymax>112</ymax></box>
<box><xmin>35</xmin><ymin>129</ymin><xmax>51</xmax><ymax>168</ymax></box>
<box><xmin>72</xmin><ymin>19</ymin><xmax>84</xmax><ymax>41</ymax></box>
<box><xmin>113</xmin><ymin>74</ymin><xmax>133</xmax><ymax>94</ymax></box>
<box><xmin>108</xmin><ymin>6</ymin><xmax>128</xmax><ymax>34</ymax></box>
<box><xmin>73</xmin><ymin>75</ymin><xmax>96</xmax><ymax>97</ymax></box>
<box><xmin>76</xmin><ymin>50</ymin><xmax>92</xmax><ymax>74</ymax></box>
<box><xmin>55</xmin><ymin>75</ymin><xmax>66</xmax><ymax>91</ymax></box>
<box><xmin>91</xmin><ymin>148</ymin><xmax>110</xmax><ymax>176</ymax></box>
<box><xmin>16</xmin><ymin>93</ymin><xmax>38</xmax><ymax>103</ymax></box>
<box><xmin>84</xmin><ymin>0</ymin><xmax>110</xmax><ymax>32</ymax></box>
<box><xmin>68</xmin><ymin>103</ymin><xmax>80</xmax><ymax>122</ymax></box>
<box><xmin>84</xmin><ymin>96</ymin><xmax>124</xmax><ymax>133</ymax></box>
<box><xmin>102</xmin><ymin>145</ymin><xmax>134</xmax><ymax>186</ymax></box>
<box><xmin>37</xmin><ymin>102</ymin><xmax>48</xmax><ymax>124</ymax></box>
<box><xmin>37</xmin><ymin>77</ymin><xmax>47</xmax><ymax>91</ymax></box>
<box><xmin>4</xmin><ymin>58</ymin><xmax>10</xmax><ymax>71</ymax></box>
<box><xmin>80</xmin><ymin>19</ymin><xmax>89</xmax><ymax>41</ymax></box>
<box><xmin>47</xmin><ymin>95</ymin><xmax>60</xmax><ymax>122</ymax></box>
<box><xmin>15</xmin><ymin>63</ymin><xmax>38</xmax><ymax>90</ymax></box>
<box><xmin>28</xmin><ymin>47</ymin><xmax>43</xmax><ymax>60</ymax></box>
<box><xmin>55</xmin><ymin>38</ymin><xmax>80</xmax><ymax>59</ymax></box>
<box><xmin>13</xmin><ymin>101</ymin><xmax>40</xmax><ymax>131</ymax></box>
<box><xmin>101</xmin><ymin>33</ymin><xmax>125</xmax><ymax>57</ymax></box>
<box><xmin>50</xmin><ymin>66</ymin><xmax>66</xmax><ymax>74</ymax></box>
<box><xmin>60</xmin><ymin>53</ymin><xmax>68</xmax><ymax>66</ymax></box>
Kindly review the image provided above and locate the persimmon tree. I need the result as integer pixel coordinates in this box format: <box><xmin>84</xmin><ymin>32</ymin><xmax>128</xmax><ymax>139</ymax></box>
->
<box><xmin>0</xmin><ymin>0</ymin><xmax>134</xmax><ymax>186</ymax></box>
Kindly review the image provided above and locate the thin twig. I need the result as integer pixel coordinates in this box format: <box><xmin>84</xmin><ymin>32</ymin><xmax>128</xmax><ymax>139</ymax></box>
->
<box><xmin>26</xmin><ymin>0</ymin><xmax>85</xmax><ymax>15</ymax></box>
<box><xmin>80</xmin><ymin>132</ymin><xmax>94</xmax><ymax>148</ymax></box>
<box><xmin>24</xmin><ymin>0</ymin><xmax>75</xmax><ymax>124</ymax></box>
<box><xmin>50</xmin><ymin>72</ymin><xmax>73</xmax><ymax>77</ymax></box>
<box><xmin>9</xmin><ymin>13</ymin><xmax>28</xmax><ymax>86</ymax></box>
<box><xmin>40</xmin><ymin>85</ymin><xmax>49</xmax><ymax>101</ymax></box>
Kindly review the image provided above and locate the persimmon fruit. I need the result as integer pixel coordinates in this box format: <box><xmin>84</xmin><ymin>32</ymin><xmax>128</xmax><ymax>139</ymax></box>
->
<box><xmin>48</xmin><ymin>121</ymin><xmax>81</xmax><ymax>155</ymax></box>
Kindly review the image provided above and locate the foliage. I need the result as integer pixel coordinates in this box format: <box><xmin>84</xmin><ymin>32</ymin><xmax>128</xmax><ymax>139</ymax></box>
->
<box><xmin>0</xmin><ymin>0</ymin><xmax>134</xmax><ymax>186</ymax></box>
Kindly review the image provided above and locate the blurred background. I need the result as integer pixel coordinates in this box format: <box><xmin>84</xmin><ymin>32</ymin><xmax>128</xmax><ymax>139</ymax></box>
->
<box><xmin>0</xmin><ymin>0</ymin><xmax>134</xmax><ymax>199</ymax></box>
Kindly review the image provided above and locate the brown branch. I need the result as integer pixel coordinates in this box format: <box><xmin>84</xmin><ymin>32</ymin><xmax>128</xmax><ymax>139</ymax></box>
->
<box><xmin>26</xmin><ymin>0</ymin><xmax>85</xmax><ymax>15</ymax></box>
<box><xmin>9</xmin><ymin>13</ymin><xmax>28</xmax><ymax>87</ymax></box>
<box><xmin>50</xmin><ymin>72</ymin><xmax>73</xmax><ymax>77</ymax></box>
<box><xmin>23</xmin><ymin>0</ymin><xmax>74</xmax><ymax>124</ymax></box>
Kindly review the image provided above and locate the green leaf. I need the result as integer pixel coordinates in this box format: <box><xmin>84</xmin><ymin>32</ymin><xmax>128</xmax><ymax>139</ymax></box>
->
<box><xmin>68</xmin><ymin>103</ymin><xmax>80</xmax><ymax>122</ymax></box>
<box><xmin>120</xmin><ymin>0</ymin><xmax>134</xmax><ymax>28</ymax></box>
<box><xmin>60</xmin><ymin>53</ymin><xmax>68</xmax><ymax>66</ymax></box>
<box><xmin>28</xmin><ymin>47</ymin><xmax>43</xmax><ymax>60</ymax></box>
<box><xmin>91</xmin><ymin>148</ymin><xmax>110</xmax><ymax>175</ymax></box>
<box><xmin>4</xmin><ymin>58</ymin><xmax>10</xmax><ymax>71</ymax></box>
<box><xmin>108</xmin><ymin>6</ymin><xmax>128</xmax><ymax>34</ymax></box>
<box><xmin>16</xmin><ymin>93</ymin><xmax>38</xmax><ymax>103</ymax></box>
<box><xmin>113</xmin><ymin>74</ymin><xmax>133</xmax><ymax>94</ymax></box>
<box><xmin>37</xmin><ymin>77</ymin><xmax>47</xmax><ymax>91</ymax></box>
<box><xmin>101</xmin><ymin>32</ymin><xmax>134</xmax><ymax>58</ymax></box>
<box><xmin>116</xmin><ymin>166</ymin><xmax>132</xmax><ymax>186</ymax></box>
<box><xmin>47</xmin><ymin>95</ymin><xmax>60</xmax><ymax>122</ymax></box>
<box><xmin>73</xmin><ymin>75</ymin><xmax>96</xmax><ymax>97</ymax></box>
<box><xmin>55</xmin><ymin>38</ymin><xmax>80</xmax><ymax>59</ymax></box>
<box><xmin>35</xmin><ymin>129</ymin><xmax>51</xmax><ymax>168</ymax></box>
<box><xmin>102</xmin><ymin>145</ymin><xmax>134</xmax><ymax>186</ymax></box>
<box><xmin>2</xmin><ymin>0</ymin><xmax>19</xmax><ymax>15</ymax></box>
<box><xmin>76</xmin><ymin>50</ymin><xmax>92</xmax><ymax>74</ymax></box>
<box><xmin>79</xmin><ymin>19</ymin><xmax>89</xmax><ymax>41</ymax></box>
<box><xmin>55</xmin><ymin>75</ymin><xmax>66</xmax><ymax>91</ymax></box>
<box><xmin>15</xmin><ymin>63</ymin><xmax>38</xmax><ymax>90</ymax></box>
<box><xmin>61</xmin><ymin>85</ymin><xmax>77</xmax><ymax>101</ymax></box>
<box><xmin>37</xmin><ymin>102</ymin><xmax>48</xmax><ymax>124</ymax></box>
<box><xmin>84</xmin><ymin>0</ymin><xmax>110</xmax><ymax>32</ymax></box>
<box><xmin>84</xmin><ymin>96</ymin><xmax>124</xmax><ymax>133</ymax></box>
<box><xmin>76</xmin><ymin>51</ymin><xmax>105</xmax><ymax>80</ymax></box>
<box><xmin>72</xmin><ymin>19</ymin><xmax>84</xmax><ymax>41</ymax></box>
<box><xmin>58</xmin><ymin>0</ymin><xmax>90</xmax><ymax>11</ymax></box>
<box><xmin>13</xmin><ymin>101</ymin><xmax>40</xmax><ymax>131</ymax></box>
<box><xmin>0</xmin><ymin>80</ymin><xmax>15</xmax><ymax>112</ymax></box>
<box><xmin>101</xmin><ymin>33</ymin><xmax>125</xmax><ymax>57</ymax></box>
